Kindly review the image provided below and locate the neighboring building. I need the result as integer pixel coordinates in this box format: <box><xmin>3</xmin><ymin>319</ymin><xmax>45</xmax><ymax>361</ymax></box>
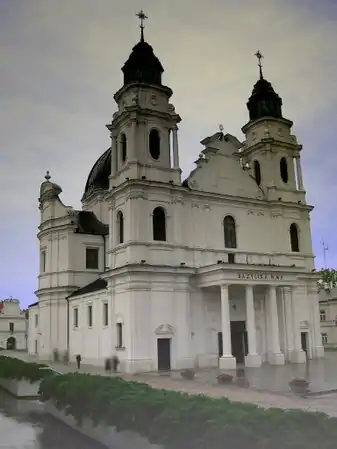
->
<box><xmin>28</xmin><ymin>16</ymin><xmax>324</xmax><ymax>372</ymax></box>
<box><xmin>0</xmin><ymin>298</ymin><xmax>28</xmax><ymax>350</ymax></box>
<box><xmin>319</xmin><ymin>287</ymin><xmax>337</xmax><ymax>349</ymax></box>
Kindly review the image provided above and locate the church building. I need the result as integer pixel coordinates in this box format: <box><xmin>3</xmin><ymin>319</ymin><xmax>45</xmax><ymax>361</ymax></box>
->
<box><xmin>27</xmin><ymin>13</ymin><xmax>324</xmax><ymax>372</ymax></box>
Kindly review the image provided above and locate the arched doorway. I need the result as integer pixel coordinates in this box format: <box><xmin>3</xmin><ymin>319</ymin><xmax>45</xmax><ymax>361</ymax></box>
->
<box><xmin>6</xmin><ymin>336</ymin><xmax>16</xmax><ymax>350</ymax></box>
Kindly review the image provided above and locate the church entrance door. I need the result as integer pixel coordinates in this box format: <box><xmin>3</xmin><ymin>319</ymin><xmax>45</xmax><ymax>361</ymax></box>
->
<box><xmin>218</xmin><ymin>332</ymin><xmax>223</xmax><ymax>357</ymax></box>
<box><xmin>230</xmin><ymin>321</ymin><xmax>247</xmax><ymax>363</ymax></box>
<box><xmin>157</xmin><ymin>338</ymin><xmax>171</xmax><ymax>371</ymax></box>
<box><xmin>6</xmin><ymin>337</ymin><xmax>16</xmax><ymax>350</ymax></box>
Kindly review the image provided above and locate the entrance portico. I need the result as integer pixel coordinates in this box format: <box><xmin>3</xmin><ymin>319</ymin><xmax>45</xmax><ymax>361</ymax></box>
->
<box><xmin>193</xmin><ymin>265</ymin><xmax>319</xmax><ymax>370</ymax></box>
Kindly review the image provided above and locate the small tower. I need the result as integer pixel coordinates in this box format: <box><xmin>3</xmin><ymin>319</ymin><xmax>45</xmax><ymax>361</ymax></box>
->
<box><xmin>107</xmin><ymin>11</ymin><xmax>182</xmax><ymax>187</ymax></box>
<box><xmin>240</xmin><ymin>51</ymin><xmax>305</xmax><ymax>204</ymax></box>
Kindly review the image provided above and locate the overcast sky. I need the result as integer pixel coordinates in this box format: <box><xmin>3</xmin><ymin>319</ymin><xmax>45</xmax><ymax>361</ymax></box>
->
<box><xmin>1</xmin><ymin>0</ymin><xmax>337</xmax><ymax>308</ymax></box>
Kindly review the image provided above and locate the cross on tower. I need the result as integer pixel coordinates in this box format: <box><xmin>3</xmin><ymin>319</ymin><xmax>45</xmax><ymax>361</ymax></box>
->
<box><xmin>254</xmin><ymin>50</ymin><xmax>264</xmax><ymax>79</ymax></box>
<box><xmin>136</xmin><ymin>9</ymin><xmax>148</xmax><ymax>42</ymax></box>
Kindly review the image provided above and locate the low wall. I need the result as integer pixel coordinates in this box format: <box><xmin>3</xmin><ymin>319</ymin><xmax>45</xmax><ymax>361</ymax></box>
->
<box><xmin>45</xmin><ymin>401</ymin><xmax>163</xmax><ymax>449</ymax></box>
<box><xmin>0</xmin><ymin>378</ymin><xmax>40</xmax><ymax>398</ymax></box>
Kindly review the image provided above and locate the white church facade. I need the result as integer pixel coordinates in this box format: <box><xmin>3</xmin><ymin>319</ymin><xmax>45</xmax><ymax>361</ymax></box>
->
<box><xmin>28</xmin><ymin>16</ymin><xmax>324</xmax><ymax>373</ymax></box>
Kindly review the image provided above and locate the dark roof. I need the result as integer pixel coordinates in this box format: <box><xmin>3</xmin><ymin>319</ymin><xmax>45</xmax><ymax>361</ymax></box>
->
<box><xmin>67</xmin><ymin>278</ymin><xmax>107</xmax><ymax>299</ymax></box>
<box><xmin>122</xmin><ymin>39</ymin><xmax>164</xmax><ymax>87</ymax></box>
<box><xmin>28</xmin><ymin>301</ymin><xmax>38</xmax><ymax>308</ymax></box>
<box><xmin>247</xmin><ymin>76</ymin><xmax>283</xmax><ymax>121</ymax></box>
<box><xmin>82</xmin><ymin>148</ymin><xmax>111</xmax><ymax>200</ymax></box>
<box><xmin>75</xmin><ymin>211</ymin><xmax>109</xmax><ymax>236</ymax></box>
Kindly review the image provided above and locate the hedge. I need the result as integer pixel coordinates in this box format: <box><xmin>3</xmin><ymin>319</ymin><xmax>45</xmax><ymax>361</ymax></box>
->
<box><xmin>0</xmin><ymin>356</ymin><xmax>54</xmax><ymax>383</ymax></box>
<box><xmin>39</xmin><ymin>372</ymin><xmax>337</xmax><ymax>449</ymax></box>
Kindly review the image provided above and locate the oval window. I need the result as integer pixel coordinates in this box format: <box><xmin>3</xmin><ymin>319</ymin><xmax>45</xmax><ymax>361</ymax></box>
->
<box><xmin>149</xmin><ymin>129</ymin><xmax>160</xmax><ymax>160</ymax></box>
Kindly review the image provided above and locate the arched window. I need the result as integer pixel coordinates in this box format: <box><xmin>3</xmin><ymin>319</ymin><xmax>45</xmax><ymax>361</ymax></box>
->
<box><xmin>254</xmin><ymin>160</ymin><xmax>261</xmax><ymax>186</ymax></box>
<box><xmin>289</xmin><ymin>223</ymin><xmax>299</xmax><ymax>252</ymax></box>
<box><xmin>280</xmin><ymin>157</ymin><xmax>288</xmax><ymax>183</ymax></box>
<box><xmin>224</xmin><ymin>216</ymin><xmax>237</xmax><ymax>249</ymax></box>
<box><xmin>120</xmin><ymin>133</ymin><xmax>127</xmax><ymax>163</ymax></box>
<box><xmin>117</xmin><ymin>211</ymin><xmax>124</xmax><ymax>244</ymax></box>
<box><xmin>149</xmin><ymin>129</ymin><xmax>161</xmax><ymax>160</ymax></box>
<box><xmin>153</xmin><ymin>207</ymin><xmax>166</xmax><ymax>241</ymax></box>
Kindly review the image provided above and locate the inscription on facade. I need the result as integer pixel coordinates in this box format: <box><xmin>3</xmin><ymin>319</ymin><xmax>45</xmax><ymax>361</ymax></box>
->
<box><xmin>238</xmin><ymin>272</ymin><xmax>283</xmax><ymax>281</ymax></box>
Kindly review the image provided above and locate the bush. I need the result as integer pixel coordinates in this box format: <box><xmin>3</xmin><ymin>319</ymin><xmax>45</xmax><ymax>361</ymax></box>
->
<box><xmin>217</xmin><ymin>373</ymin><xmax>233</xmax><ymax>384</ymax></box>
<box><xmin>39</xmin><ymin>372</ymin><xmax>337</xmax><ymax>449</ymax></box>
<box><xmin>0</xmin><ymin>356</ymin><xmax>54</xmax><ymax>383</ymax></box>
<box><xmin>180</xmin><ymin>369</ymin><xmax>195</xmax><ymax>380</ymax></box>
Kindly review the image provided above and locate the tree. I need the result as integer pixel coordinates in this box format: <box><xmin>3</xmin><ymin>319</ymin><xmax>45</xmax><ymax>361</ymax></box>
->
<box><xmin>317</xmin><ymin>268</ymin><xmax>337</xmax><ymax>291</ymax></box>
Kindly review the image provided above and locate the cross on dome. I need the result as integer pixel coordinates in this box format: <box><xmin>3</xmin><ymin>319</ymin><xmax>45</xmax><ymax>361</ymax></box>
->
<box><xmin>136</xmin><ymin>9</ymin><xmax>148</xmax><ymax>42</ymax></box>
<box><xmin>45</xmin><ymin>170</ymin><xmax>51</xmax><ymax>181</ymax></box>
<box><xmin>254</xmin><ymin>50</ymin><xmax>264</xmax><ymax>79</ymax></box>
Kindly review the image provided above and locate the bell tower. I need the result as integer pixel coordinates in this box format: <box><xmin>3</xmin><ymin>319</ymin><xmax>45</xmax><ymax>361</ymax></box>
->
<box><xmin>239</xmin><ymin>51</ymin><xmax>306</xmax><ymax>204</ymax></box>
<box><xmin>107</xmin><ymin>11</ymin><xmax>182</xmax><ymax>187</ymax></box>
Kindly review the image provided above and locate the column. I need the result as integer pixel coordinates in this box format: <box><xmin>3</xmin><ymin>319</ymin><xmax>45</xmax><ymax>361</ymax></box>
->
<box><xmin>244</xmin><ymin>285</ymin><xmax>261</xmax><ymax>367</ymax></box>
<box><xmin>110</xmin><ymin>134</ymin><xmax>117</xmax><ymax>178</ymax></box>
<box><xmin>172</xmin><ymin>125</ymin><xmax>180</xmax><ymax>169</ymax></box>
<box><xmin>167</xmin><ymin>128</ymin><xmax>172</xmax><ymax>167</ymax></box>
<box><xmin>283</xmin><ymin>287</ymin><xmax>295</xmax><ymax>361</ymax></box>
<box><xmin>219</xmin><ymin>285</ymin><xmax>236</xmax><ymax>370</ymax></box>
<box><xmin>267</xmin><ymin>286</ymin><xmax>285</xmax><ymax>365</ymax></box>
<box><xmin>108</xmin><ymin>206</ymin><xmax>114</xmax><ymax>269</ymax></box>
<box><xmin>289</xmin><ymin>287</ymin><xmax>306</xmax><ymax>363</ymax></box>
<box><xmin>309</xmin><ymin>285</ymin><xmax>325</xmax><ymax>358</ymax></box>
<box><xmin>130</xmin><ymin>119</ymin><xmax>137</xmax><ymax>162</ymax></box>
<box><xmin>295</xmin><ymin>156</ymin><xmax>304</xmax><ymax>190</ymax></box>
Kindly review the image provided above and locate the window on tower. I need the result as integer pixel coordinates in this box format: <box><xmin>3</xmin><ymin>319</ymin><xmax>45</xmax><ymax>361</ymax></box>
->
<box><xmin>86</xmin><ymin>247</ymin><xmax>99</xmax><ymax>270</ymax></box>
<box><xmin>120</xmin><ymin>133</ymin><xmax>127</xmax><ymax>163</ymax></box>
<box><xmin>280</xmin><ymin>157</ymin><xmax>288</xmax><ymax>183</ymax></box>
<box><xmin>153</xmin><ymin>207</ymin><xmax>166</xmax><ymax>241</ymax></box>
<box><xmin>289</xmin><ymin>223</ymin><xmax>300</xmax><ymax>252</ymax></box>
<box><xmin>224</xmin><ymin>216</ymin><xmax>237</xmax><ymax>249</ymax></box>
<box><xmin>117</xmin><ymin>211</ymin><xmax>124</xmax><ymax>244</ymax></box>
<box><xmin>149</xmin><ymin>129</ymin><xmax>160</xmax><ymax>160</ymax></box>
<box><xmin>254</xmin><ymin>160</ymin><xmax>261</xmax><ymax>186</ymax></box>
<box><xmin>41</xmin><ymin>250</ymin><xmax>46</xmax><ymax>273</ymax></box>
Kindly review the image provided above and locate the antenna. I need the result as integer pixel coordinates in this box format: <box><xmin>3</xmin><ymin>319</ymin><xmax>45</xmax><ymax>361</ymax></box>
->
<box><xmin>322</xmin><ymin>240</ymin><xmax>329</xmax><ymax>269</ymax></box>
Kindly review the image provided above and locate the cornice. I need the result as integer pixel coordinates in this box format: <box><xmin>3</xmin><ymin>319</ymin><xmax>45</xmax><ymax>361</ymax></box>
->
<box><xmin>107</xmin><ymin>107</ymin><xmax>180</xmax><ymax>131</ymax></box>
<box><xmin>106</xmin><ymin>178</ymin><xmax>312</xmax><ymax>212</ymax></box>
<box><xmin>35</xmin><ymin>285</ymin><xmax>79</xmax><ymax>296</ymax></box>
<box><xmin>241</xmin><ymin>116</ymin><xmax>294</xmax><ymax>134</ymax></box>
<box><xmin>237</xmin><ymin>139</ymin><xmax>302</xmax><ymax>158</ymax></box>
<box><xmin>101</xmin><ymin>263</ymin><xmax>196</xmax><ymax>280</ymax></box>
<box><xmin>113</xmin><ymin>82</ymin><xmax>173</xmax><ymax>103</ymax></box>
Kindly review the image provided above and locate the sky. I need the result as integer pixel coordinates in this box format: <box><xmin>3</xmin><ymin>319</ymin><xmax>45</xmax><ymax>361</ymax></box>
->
<box><xmin>1</xmin><ymin>0</ymin><xmax>337</xmax><ymax>308</ymax></box>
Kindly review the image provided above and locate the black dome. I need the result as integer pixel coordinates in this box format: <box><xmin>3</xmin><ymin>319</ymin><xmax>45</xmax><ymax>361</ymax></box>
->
<box><xmin>247</xmin><ymin>76</ymin><xmax>283</xmax><ymax>121</ymax></box>
<box><xmin>122</xmin><ymin>40</ymin><xmax>164</xmax><ymax>87</ymax></box>
<box><xmin>82</xmin><ymin>148</ymin><xmax>111</xmax><ymax>200</ymax></box>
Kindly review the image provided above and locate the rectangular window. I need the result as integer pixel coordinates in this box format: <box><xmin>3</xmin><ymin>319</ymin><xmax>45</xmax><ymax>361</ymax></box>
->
<box><xmin>9</xmin><ymin>322</ymin><xmax>14</xmax><ymax>332</ymax></box>
<box><xmin>73</xmin><ymin>308</ymin><xmax>78</xmax><ymax>328</ymax></box>
<box><xmin>116</xmin><ymin>322</ymin><xmax>123</xmax><ymax>348</ymax></box>
<box><xmin>86</xmin><ymin>248</ymin><xmax>99</xmax><ymax>270</ymax></box>
<box><xmin>320</xmin><ymin>309</ymin><xmax>326</xmax><ymax>322</ymax></box>
<box><xmin>88</xmin><ymin>305</ymin><xmax>93</xmax><ymax>327</ymax></box>
<box><xmin>35</xmin><ymin>314</ymin><xmax>38</xmax><ymax>328</ymax></box>
<box><xmin>103</xmin><ymin>303</ymin><xmax>108</xmax><ymax>326</ymax></box>
<box><xmin>41</xmin><ymin>250</ymin><xmax>46</xmax><ymax>272</ymax></box>
<box><xmin>322</xmin><ymin>333</ymin><xmax>328</xmax><ymax>345</ymax></box>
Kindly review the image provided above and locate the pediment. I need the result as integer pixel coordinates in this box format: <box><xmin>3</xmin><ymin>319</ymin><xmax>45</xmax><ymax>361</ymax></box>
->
<box><xmin>155</xmin><ymin>324</ymin><xmax>174</xmax><ymax>335</ymax></box>
<box><xmin>186</xmin><ymin>133</ymin><xmax>264</xmax><ymax>199</ymax></box>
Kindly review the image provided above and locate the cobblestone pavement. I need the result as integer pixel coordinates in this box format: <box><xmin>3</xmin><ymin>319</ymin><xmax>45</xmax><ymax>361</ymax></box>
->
<box><xmin>5</xmin><ymin>351</ymin><xmax>337</xmax><ymax>418</ymax></box>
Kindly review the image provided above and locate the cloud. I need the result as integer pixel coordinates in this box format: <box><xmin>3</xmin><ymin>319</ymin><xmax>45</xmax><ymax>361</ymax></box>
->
<box><xmin>1</xmin><ymin>0</ymin><xmax>337</xmax><ymax>304</ymax></box>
